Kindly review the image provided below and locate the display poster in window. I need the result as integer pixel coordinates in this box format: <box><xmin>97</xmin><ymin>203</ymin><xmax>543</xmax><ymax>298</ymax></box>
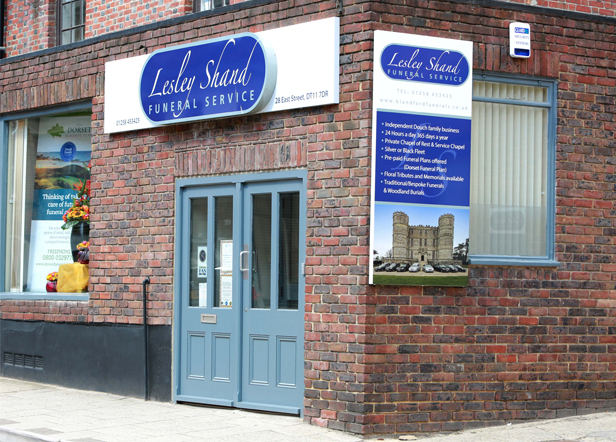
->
<box><xmin>219</xmin><ymin>271</ymin><xmax>233</xmax><ymax>307</ymax></box>
<box><xmin>218</xmin><ymin>240</ymin><xmax>233</xmax><ymax>307</ymax></box>
<box><xmin>27</xmin><ymin>116</ymin><xmax>91</xmax><ymax>292</ymax></box>
<box><xmin>369</xmin><ymin>32</ymin><xmax>472</xmax><ymax>286</ymax></box>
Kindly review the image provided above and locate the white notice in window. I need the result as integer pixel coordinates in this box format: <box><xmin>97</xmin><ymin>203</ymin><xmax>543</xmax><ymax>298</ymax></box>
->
<box><xmin>219</xmin><ymin>270</ymin><xmax>232</xmax><ymax>308</ymax></box>
<box><xmin>221</xmin><ymin>240</ymin><xmax>233</xmax><ymax>270</ymax></box>
<box><xmin>199</xmin><ymin>283</ymin><xmax>207</xmax><ymax>307</ymax></box>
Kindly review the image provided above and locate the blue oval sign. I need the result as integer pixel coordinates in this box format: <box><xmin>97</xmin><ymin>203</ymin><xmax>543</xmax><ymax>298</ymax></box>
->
<box><xmin>139</xmin><ymin>34</ymin><xmax>276</xmax><ymax>124</ymax></box>
<box><xmin>381</xmin><ymin>44</ymin><xmax>470</xmax><ymax>86</ymax></box>
<box><xmin>60</xmin><ymin>142</ymin><xmax>77</xmax><ymax>162</ymax></box>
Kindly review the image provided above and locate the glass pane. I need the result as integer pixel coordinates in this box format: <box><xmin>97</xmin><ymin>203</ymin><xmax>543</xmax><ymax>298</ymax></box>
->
<box><xmin>6</xmin><ymin>113</ymin><xmax>92</xmax><ymax>293</ymax></box>
<box><xmin>61</xmin><ymin>30</ymin><xmax>71</xmax><ymax>45</ymax></box>
<box><xmin>251</xmin><ymin>194</ymin><xmax>271</xmax><ymax>309</ymax></box>
<box><xmin>6</xmin><ymin>121</ymin><xmax>26</xmax><ymax>291</ymax></box>
<box><xmin>200</xmin><ymin>0</ymin><xmax>212</xmax><ymax>11</ymax></box>
<box><xmin>62</xmin><ymin>4</ymin><xmax>72</xmax><ymax>30</ymax></box>
<box><xmin>470</xmin><ymin>100</ymin><xmax>548</xmax><ymax>256</ymax></box>
<box><xmin>278</xmin><ymin>193</ymin><xmax>299</xmax><ymax>310</ymax></box>
<box><xmin>74</xmin><ymin>0</ymin><xmax>83</xmax><ymax>26</ymax></box>
<box><xmin>73</xmin><ymin>27</ymin><xmax>83</xmax><ymax>43</ymax></box>
<box><xmin>214</xmin><ymin>196</ymin><xmax>233</xmax><ymax>308</ymax></box>
<box><xmin>473</xmin><ymin>81</ymin><xmax>548</xmax><ymax>103</ymax></box>
<box><xmin>189</xmin><ymin>198</ymin><xmax>207</xmax><ymax>307</ymax></box>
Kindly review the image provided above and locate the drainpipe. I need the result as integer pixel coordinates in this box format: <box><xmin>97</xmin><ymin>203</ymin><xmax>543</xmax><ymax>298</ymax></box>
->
<box><xmin>142</xmin><ymin>277</ymin><xmax>150</xmax><ymax>401</ymax></box>
<box><xmin>0</xmin><ymin>0</ymin><xmax>5</xmax><ymax>59</ymax></box>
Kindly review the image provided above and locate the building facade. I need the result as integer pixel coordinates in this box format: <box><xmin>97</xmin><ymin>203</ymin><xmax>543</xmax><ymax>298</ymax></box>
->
<box><xmin>392</xmin><ymin>212</ymin><xmax>454</xmax><ymax>264</ymax></box>
<box><xmin>0</xmin><ymin>0</ymin><xmax>615</xmax><ymax>437</ymax></box>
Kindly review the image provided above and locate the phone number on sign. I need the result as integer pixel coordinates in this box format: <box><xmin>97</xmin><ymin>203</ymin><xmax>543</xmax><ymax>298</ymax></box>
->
<box><xmin>116</xmin><ymin>117</ymin><xmax>140</xmax><ymax>126</ymax></box>
<box><xmin>274</xmin><ymin>90</ymin><xmax>329</xmax><ymax>105</ymax></box>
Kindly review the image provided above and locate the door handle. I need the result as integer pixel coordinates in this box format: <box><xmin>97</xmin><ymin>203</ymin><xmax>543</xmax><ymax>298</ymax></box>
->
<box><xmin>239</xmin><ymin>250</ymin><xmax>249</xmax><ymax>271</ymax></box>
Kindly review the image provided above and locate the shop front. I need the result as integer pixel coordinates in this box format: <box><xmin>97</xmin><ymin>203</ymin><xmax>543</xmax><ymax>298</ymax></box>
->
<box><xmin>0</xmin><ymin>0</ymin><xmax>615</xmax><ymax>436</ymax></box>
<box><xmin>102</xmin><ymin>17</ymin><xmax>340</xmax><ymax>413</ymax></box>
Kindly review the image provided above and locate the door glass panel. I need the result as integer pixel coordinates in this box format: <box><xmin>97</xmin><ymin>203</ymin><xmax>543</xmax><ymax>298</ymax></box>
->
<box><xmin>189</xmin><ymin>198</ymin><xmax>207</xmax><ymax>307</ymax></box>
<box><xmin>251</xmin><ymin>194</ymin><xmax>271</xmax><ymax>309</ymax></box>
<box><xmin>214</xmin><ymin>196</ymin><xmax>233</xmax><ymax>308</ymax></box>
<box><xmin>278</xmin><ymin>192</ymin><xmax>299</xmax><ymax>310</ymax></box>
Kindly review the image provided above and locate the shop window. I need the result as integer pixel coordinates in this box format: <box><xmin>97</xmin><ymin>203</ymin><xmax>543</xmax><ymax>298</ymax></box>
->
<box><xmin>469</xmin><ymin>75</ymin><xmax>557</xmax><ymax>266</ymax></box>
<box><xmin>58</xmin><ymin>0</ymin><xmax>85</xmax><ymax>45</ymax></box>
<box><xmin>3</xmin><ymin>108</ymin><xmax>92</xmax><ymax>294</ymax></box>
<box><xmin>194</xmin><ymin>0</ymin><xmax>229</xmax><ymax>12</ymax></box>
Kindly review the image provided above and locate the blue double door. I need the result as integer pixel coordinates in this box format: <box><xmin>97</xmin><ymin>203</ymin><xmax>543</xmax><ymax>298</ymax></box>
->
<box><xmin>175</xmin><ymin>175</ymin><xmax>306</xmax><ymax>414</ymax></box>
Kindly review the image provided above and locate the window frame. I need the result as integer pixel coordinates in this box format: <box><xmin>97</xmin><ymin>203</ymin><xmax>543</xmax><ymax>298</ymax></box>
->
<box><xmin>56</xmin><ymin>0</ymin><xmax>86</xmax><ymax>47</ymax></box>
<box><xmin>0</xmin><ymin>101</ymin><xmax>92</xmax><ymax>301</ymax></box>
<box><xmin>468</xmin><ymin>72</ymin><xmax>559</xmax><ymax>267</ymax></box>
<box><xmin>193</xmin><ymin>0</ymin><xmax>230</xmax><ymax>13</ymax></box>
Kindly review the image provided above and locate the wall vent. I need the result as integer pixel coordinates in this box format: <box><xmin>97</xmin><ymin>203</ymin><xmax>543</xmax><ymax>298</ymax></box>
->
<box><xmin>3</xmin><ymin>352</ymin><xmax>14</xmax><ymax>365</ymax></box>
<box><xmin>34</xmin><ymin>356</ymin><xmax>44</xmax><ymax>370</ymax></box>
<box><xmin>24</xmin><ymin>355</ymin><xmax>34</xmax><ymax>368</ymax></box>
<box><xmin>3</xmin><ymin>352</ymin><xmax>44</xmax><ymax>370</ymax></box>
<box><xmin>14</xmin><ymin>354</ymin><xmax>24</xmax><ymax>366</ymax></box>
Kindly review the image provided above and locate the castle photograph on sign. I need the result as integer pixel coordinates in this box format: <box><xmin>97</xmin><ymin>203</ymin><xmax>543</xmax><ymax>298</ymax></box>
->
<box><xmin>372</xmin><ymin>204</ymin><xmax>469</xmax><ymax>286</ymax></box>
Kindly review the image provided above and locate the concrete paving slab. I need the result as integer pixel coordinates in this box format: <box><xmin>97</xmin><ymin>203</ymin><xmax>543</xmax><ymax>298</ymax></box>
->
<box><xmin>0</xmin><ymin>427</ymin><xmax>60</xmax><ymax>442</ymax></box>
<box><xmin>2</xmin><ymin>377</ymin><xmax>616</xmax><ymax>442</ymax></box>
<box><xmin>0</xmin><ymin>377</ymin><xmax>363</xmax><ymax>442</ymax></box>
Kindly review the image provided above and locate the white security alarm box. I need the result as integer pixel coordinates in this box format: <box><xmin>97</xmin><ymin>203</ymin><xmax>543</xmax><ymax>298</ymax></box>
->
<box><xmin>509</xmin><ymin>23</ymin><xmax>531</xmax><ymax>58</ymax></box>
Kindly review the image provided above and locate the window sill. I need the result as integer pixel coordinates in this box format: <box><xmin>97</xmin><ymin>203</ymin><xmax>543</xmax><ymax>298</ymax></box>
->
<box><xmin>468</xmin><ymin>256</ymin><xmax>560</xmax><ymax>267</ymax></box>
<box><xmin>0</xmin><ymin>292</ymin><xmax>89</xmax><ymax>301</ymax></box>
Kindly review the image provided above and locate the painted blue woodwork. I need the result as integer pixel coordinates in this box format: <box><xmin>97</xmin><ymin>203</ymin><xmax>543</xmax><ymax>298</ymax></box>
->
<box><xmin>249</xmin><ymin>335</ymin><xmax>270</xmax><ymax>385</ymax></box>
<box><xmin>176</xmin><ymin>184</ymin><xmax>238</xmax><ymax>404</ymax></box>
<box><xmin>467</xmin><ymin>72</ymin><xmax>558</xmax><ymax>267</ymax></box>
<box><xmin>277</xmin><ymin>337</ymin><xmax>297</xmax><ymax>388</ymax></box>
<box><xmin>188</xmin><ymin>332</ymin><xmax>206</xmax><ymax>379</ymax></box>
<box><xmin>174</xmin><ymin>172</ymin><xmax>306</xmax><ymax>415</ymax></box>
<box><xmin>212</xmin><ymin>333</ymin><xmax>231</xmax><ymax>382</ymax></box>
<box><xmin>240</xmin><ymin>179</ymin><xmax>305</xmax><ymax>411</ymax></box>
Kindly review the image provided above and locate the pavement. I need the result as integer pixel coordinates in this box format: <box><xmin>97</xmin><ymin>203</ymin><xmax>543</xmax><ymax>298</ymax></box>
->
<box><xmin>0</xmin><ymin>377</ymin><xmax>615</xmax><ymax>442</ymax></box>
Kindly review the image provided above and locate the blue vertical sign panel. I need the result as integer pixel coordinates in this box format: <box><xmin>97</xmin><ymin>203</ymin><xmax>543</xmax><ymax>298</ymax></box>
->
<box><xmin>374</xmin><ymin>112</ymin><xmax>471</xmax><ymax>207</ymax></box>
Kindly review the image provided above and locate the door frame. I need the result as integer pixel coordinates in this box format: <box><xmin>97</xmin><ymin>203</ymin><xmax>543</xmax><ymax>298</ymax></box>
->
<box><xmin>172</xmin><ymin>170</ymin><xmax>307</xmax><ymax>412</ymax></box>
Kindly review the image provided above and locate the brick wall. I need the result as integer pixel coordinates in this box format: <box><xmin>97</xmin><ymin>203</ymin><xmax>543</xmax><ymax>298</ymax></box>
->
<box><xmin>0</xmin><ymin>300</ymin><xmax>88</xmax><ymax>322</ymax></box>
<box><xmin>0</xmin><ymin>0</ymin><xmax>615</xmax><ymax>436</ymax></box>
<box><xmin>3</xmin><ymin>0</ymin><xmax>614</xmax><ymax>59</ymax></box>
<box><xmin>307</xmin><ymin>0</ymin><xmax>616</xmax><ymax>435</ymax></box>
<box><xmin>86</xmin><ymin>0</ymin><xmax>193</xmax><ymax>38</ymax></box>
<box><xmin>505</xmin><ymin>0</ymin><xmax>616</xmax><ymax>17</ymax></box>
<box><xmin>86</xmin><ymin>0</ymin><xmax>255</xmax><ymax>38</ymax></box>
<box><xmin>4</xmin><ymin>0</ymin><xmax>56</xmax><ymax>57</ymax></box>
<box><xmin>2</xmin><ymin>0</ymin><xmax>254</xmax><ymax>58</ymax></box>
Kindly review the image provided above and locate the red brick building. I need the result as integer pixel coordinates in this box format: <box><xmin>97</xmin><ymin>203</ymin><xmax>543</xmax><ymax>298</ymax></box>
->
<box><xmin>0</xmin><ymin>0</ymin><xmax>615</xmax><ymax>436</ymax></box>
